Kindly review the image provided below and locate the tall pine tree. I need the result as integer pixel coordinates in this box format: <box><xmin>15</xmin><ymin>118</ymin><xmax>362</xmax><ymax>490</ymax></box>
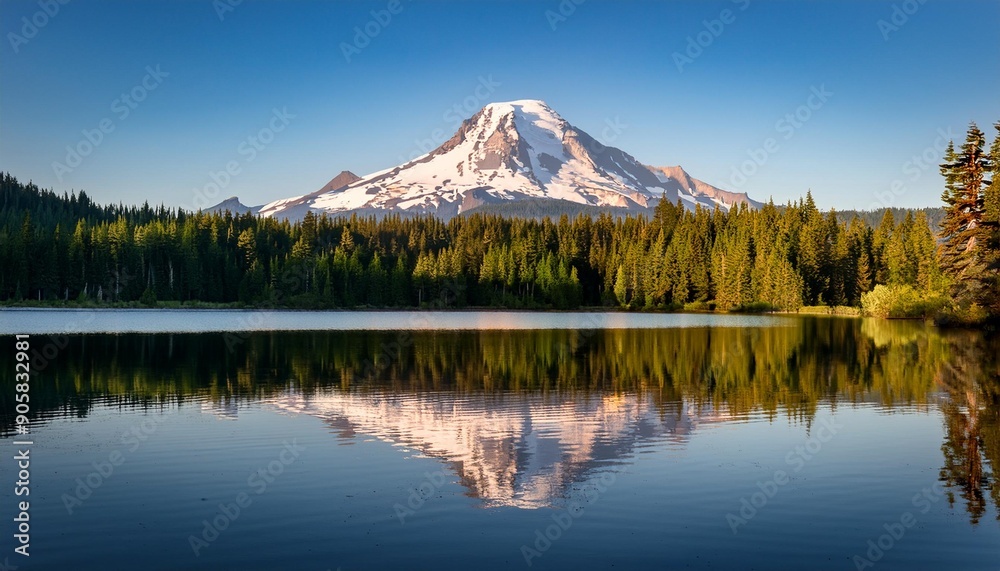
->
<box><xmin>939</xmin><ymin>124</ymin><xmax>991</xmax><ymax>306</ymax></box>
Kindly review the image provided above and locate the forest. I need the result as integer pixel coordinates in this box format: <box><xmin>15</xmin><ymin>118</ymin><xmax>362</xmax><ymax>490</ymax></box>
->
<box><xmin>1</xmin><ymin>122</ymin><xmax>997</xmax><ymax>323</ymax></box>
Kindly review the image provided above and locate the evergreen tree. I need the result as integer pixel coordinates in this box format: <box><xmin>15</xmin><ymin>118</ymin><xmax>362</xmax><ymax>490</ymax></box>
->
<box><xmin>981</xmin><ymin>122</ymin><xmax>1000</xmax><ymax>315</ymax></box>
<box><xmin>939</xmin><ymin>124</ymin><xmax>991</xmax><ymax>305</ymax></box>
<box><xmin>872</xmin><ymin>209</ymin><xmax>895</xmax><ymax>285</ymax></box>
<box><xmin>613</xmin><ymin>265</ymin><xmax>628</xmax><ymax>307</ymax></box>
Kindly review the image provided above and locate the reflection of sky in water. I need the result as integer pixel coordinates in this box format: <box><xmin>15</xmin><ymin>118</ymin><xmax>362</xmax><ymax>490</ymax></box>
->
<box><xmin>0</xmin><ymin>308</ymin><xmax>795</xmax><ymax>334</ymax></box>
<box><xmin>1</xmin><ymin>317</ymin><xmax>996</xmax><ymax>570</ymax></box>
<box><xmin>5</xmin><ymin>385</ymin><xmax>997</xmax><ymax>570</ymax></box>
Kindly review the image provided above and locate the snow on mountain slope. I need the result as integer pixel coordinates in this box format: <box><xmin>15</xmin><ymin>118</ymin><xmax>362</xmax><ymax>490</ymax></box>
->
<box><xmin>257</xmin><ymin>170</ymin><xmax>360</xmax><ymax>220</ymax></box>
<box><xmin>259</xmin><ymin>100</ymin><xmax>758</xmax><ymax>220</ymax></box>
<box><xmin>649</xmin><ymin>165</ymin><xmax>763</xmax><ymax>210</ymax></box>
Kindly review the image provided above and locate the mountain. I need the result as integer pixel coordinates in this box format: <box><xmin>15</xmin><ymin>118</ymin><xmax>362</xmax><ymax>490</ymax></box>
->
<box><xmin>257</xmin><ymin>170</ymin><xmax>360</xmax><ymax>220</ymax></box>
<box><xmin>318</xmin><ymin>170</ymin><xmax>362</xmax><ymax>193</ymax></box>
<box><xmin>207</xmin><ymin>171</ymin><xmax>361</xmax><ymax>218</ymax></box>
<box><xmin>254</xmin><ymin>100</ymin><xmax>760</xmax><ymax>221</ymax></box>
<box><xmin>649</xmin><ymin>165</ymin><xmax>763</xmax><ymax>210</ymax></box>
<box><xmin>203</xmin><ymin>196</ymin><xmax>259</xmax><ymax>215</ymax></box>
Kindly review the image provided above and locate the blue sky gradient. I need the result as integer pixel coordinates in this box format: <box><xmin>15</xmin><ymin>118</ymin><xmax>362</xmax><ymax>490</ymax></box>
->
<box><xmin>2</xmin><ymin>0</ymin><xmax>998</xmax><ymax>210</ymax></box>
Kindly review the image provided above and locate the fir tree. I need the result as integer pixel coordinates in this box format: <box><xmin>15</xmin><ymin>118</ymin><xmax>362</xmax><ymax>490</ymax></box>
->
<box><xmin>939</xmin><ymin>124</ymin><xmax>991</xmax><ymax>305</ymax></box>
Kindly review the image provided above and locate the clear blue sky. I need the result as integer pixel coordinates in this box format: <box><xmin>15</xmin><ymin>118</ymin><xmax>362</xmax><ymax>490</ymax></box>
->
<box><xmin>2</xmin><ymin>0</ymin><xmax>998</xmax><ymax>211</ymax></box>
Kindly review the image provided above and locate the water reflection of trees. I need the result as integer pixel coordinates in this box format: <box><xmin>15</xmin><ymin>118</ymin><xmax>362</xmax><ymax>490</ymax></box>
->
<box><xmin>0</xmin><ymin>318</ymin><xmax>948</xmax><ymax>429</ymax></box>
<box><xmin>0</xmin><ymin>317</ymin><xmax>997</xmax><ymax>520</ymax></box>
<box><xmin>933</xmin><ymin>331</ymin><xmax>1000</xmax><ymax>524</ymax></box>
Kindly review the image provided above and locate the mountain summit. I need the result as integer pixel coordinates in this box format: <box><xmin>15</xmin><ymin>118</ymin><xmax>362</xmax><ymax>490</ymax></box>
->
<box><xmin>254</xmin><ymin>100</ymin><xmax>760</xmax><ymax>220</ymax></box>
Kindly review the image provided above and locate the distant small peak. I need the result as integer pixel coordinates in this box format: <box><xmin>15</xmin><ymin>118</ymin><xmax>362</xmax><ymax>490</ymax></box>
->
<box><xmin>318</xmin><ymin>170</ymin><xmax>362</xmax><ymax>193</ymax></box>
<box><xmin>654</xmin><ymin>165</ymin><xmax>687</xmax><ymax>174</ymax></box>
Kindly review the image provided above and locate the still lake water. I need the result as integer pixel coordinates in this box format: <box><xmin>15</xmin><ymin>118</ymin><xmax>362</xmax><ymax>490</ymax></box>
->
<box><xmin>1</xmin><ymin>310</ymin><xmax>998</xmax><ymax>570</ymax></box>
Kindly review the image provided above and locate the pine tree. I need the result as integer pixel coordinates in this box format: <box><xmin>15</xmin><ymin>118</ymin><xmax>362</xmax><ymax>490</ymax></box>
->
<box><xmin>413</xmin><ymin>251</ymin><xmax>434</xmax><ymax>306</ymax></box>
<box><xmin>886</xmin><ymin>212</ymin><xmax>915</xmax><ymax>286</ymax></box>
<box><xmin>390</xmin><ymin>254</ymin><xmax>410</xmax><ymax>306</ymax></box>
<box><xmin>16</xmin><ymin>212</ymin><xmax>33</xmax><ymax>300</ymax></box>
<box><xmin>613</xmin><ymin>265</ymin><xmax>628</xmax><ymax>307</ymax></box>
<box><xmin>846</xmin><ymin>217</ymin><xmax>873</xmax><ymax>305</ymax></box>
<box><xmin>797</xmin><ymin>208</ymin><xmax>830</xmax><ymax>305</ymax></box>
<box><xmin>911</xmin><ymin>212</ymin><xmax>942</xmax><ymax>293</ymax></box>
<box><xmin>981</xmin><ymin>122</ymin><xmax>1000</xmax><ymax>315</ymax></box>
<box><xmin>365</xmin><ymin>252</ymin><xmax>387</xmax><ymax>306</ymax></box>
<box><xmin>68</xmin><ymin>220</ymin><xmax>88</xmax><ymax>298</ymax></box>
<box><xmin>872</xmin><ymin>209</ymin><xmax>895</xmax><ymax>285</ymax></box>
<box><xmin>939</xmin><ymin>124</ymin><xmax>990</xmax><ymax>305</ymax></box>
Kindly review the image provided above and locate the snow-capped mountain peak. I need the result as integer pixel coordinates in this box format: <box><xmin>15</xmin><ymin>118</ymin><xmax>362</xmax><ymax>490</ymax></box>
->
<box><xmin>255</xmin><ymin>99</ymin><xmax>760</xmax><ymax>220</ymax></box>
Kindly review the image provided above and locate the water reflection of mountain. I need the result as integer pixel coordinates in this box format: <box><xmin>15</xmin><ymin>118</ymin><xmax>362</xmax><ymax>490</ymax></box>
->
<box><xmin>271</xmin><ymin>391</ymin><xmax>735</xmax><ymax>508</ymax></box>
<box><xmin>201</xmin><ymin>399</ymin><xmax>240</xmax><ymax>420</ymax></box>
<box><xmin>1</xmin><ymin>317</ymin><xmax>997</xmax><ymax>521</ymax></box>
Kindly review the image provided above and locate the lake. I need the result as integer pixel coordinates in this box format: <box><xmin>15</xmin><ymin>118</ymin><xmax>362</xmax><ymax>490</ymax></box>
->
<box><xmin>1</xmin><ymin>311</ymin><xmax>998</xmax><ymax>570</ymax></box>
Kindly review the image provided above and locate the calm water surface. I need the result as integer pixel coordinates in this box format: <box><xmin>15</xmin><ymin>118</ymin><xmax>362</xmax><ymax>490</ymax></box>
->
<box><xmin>0</xmin><ymin>308</ymin><xmax>787</xmax><ymax>333</ymax></box>
<box><xmin>0</xmin><ymin>311</ymin><xmax>998</xmax><ymax>570</ymax></box>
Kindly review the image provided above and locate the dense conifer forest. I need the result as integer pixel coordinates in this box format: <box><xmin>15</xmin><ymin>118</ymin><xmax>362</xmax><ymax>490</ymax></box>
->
<box><xmin>2</xmin><ymin>122</ymin><xmax>997</xmax><ymax>323</ymax></box>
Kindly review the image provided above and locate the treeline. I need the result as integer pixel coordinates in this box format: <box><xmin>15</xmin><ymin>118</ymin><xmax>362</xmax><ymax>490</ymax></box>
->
<box><xmin>0</xmin><ymin>174</ymin><xmax>175</xmax><ymax>230</ymax></box>
<box><xmin>0</xmin><ymin>175</ymin><xmax>940</xmax><ymax>312</ymax></box>
<box><xmin>835</xmin><ymin>206</ymin><xmax>944</xmax><ymax>231</ymax></box>
<box><xmin>0</xmin><ymin>119</ymin><xmax>996</xmax><ymax>315</ymax></box>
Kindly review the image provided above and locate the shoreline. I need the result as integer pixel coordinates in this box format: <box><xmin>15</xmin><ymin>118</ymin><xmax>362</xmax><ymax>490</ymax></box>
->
<box><xmin>0</xmin><ymin>304</ymin><xmax>862</xmax><ymax>317</ymax></box>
